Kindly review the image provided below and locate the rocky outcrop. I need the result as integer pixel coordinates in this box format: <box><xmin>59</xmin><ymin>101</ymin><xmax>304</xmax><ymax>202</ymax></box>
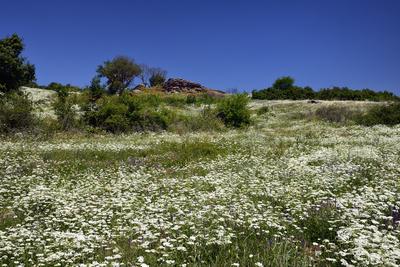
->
<box><xmin>164</xmin><ymin>78</ymin><xmax>205</xmax><ymax>92</ymax></box>
<box><xmin>162</xmin><ymin>78</ymin><xmax>225</xmax><ymax>96</ymax></box>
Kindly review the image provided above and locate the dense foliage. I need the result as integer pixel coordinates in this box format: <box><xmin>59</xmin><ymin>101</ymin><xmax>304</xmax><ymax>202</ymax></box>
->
<box><xmin>252</xmin><ymin>77</ymin><xmax>399</xmax><ymax>101</ymax></box>
<box><xmin>0</xmin><ymin>34</ymin><xmax>35</xmax><ymax>93</ymax></box>
<box><xmin>81</xmin><ymin>91</ymin><xmax>231</xmax><ymax>133</ymax></box>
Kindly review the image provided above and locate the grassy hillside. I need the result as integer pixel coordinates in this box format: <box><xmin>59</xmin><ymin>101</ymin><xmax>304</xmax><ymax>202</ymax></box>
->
<box><xmin>1</xmin><ymin>99</ymin><xmax>399</xmax><ymax>266</ymax></box>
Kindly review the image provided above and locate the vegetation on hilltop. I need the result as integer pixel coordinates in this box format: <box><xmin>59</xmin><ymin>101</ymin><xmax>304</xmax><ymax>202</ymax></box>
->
<box><xmin>1</xmin><ymin>33</ymin><xmax>400</xmax><ymax>135</ymax></box>
<box><xmin>252</xmin><ymin>76</ymin><xmax>399</xmax><ymax>101</ymax></box>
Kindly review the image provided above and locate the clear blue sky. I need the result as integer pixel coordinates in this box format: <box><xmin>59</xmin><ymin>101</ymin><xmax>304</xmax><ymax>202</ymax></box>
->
<box><xmin>1</xmin><ymin>0</ymin><xmax>399</xmax><ymax>93</ymax></box>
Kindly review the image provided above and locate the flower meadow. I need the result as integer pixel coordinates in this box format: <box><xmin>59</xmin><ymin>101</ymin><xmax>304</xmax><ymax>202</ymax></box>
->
<box><xmin>1</xmin><ymin>101</ymin><xmax>400</xmax><ymax>266</ymax></box>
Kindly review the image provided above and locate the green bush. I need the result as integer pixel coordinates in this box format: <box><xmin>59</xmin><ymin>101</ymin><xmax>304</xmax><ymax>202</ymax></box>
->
<box><xmin>53</xmin><ymin>88</ymin><xmax>80</xmax><ymax>130</ymax></box>
<box><xmin>356</xmin><ymin>103</ymin><xmax>400</xmax><ymax>126</ymax></box>
<box><xmin>131</xmin><ymin>107</ymin><xmax>170</xmax><ymax>132</ymax></box>
<box><xmin>168</xmin><ymin>106</ymin><xmax>225</xmax><ymax>133</ymax></box>
<box><xmin>84</xmin><ymin>95</ymin><xmax>128</xmax><ymax>132</ymax></box>
<box><xmin>81</xmin><ymin>91</ymin><xmax>226</xmax><ymax>133</ymax></box>
<box><xmin>84</xmin><ymin>93</ymin><xmax>175</xmax><ymax>133</ymax></box>
<box><xmin>216</xmin><ymin>94</ymin><xmax>251</xmax><ymax>128</ymax></box>
<box><xmin>0</xmin><ymin>92</ymin><xmax>35</xmax><ymax>133</ymax></box>
<box><xmin>103</xmin><ymin>114</ymin><xmax>130</xmax><ymax>133</ymax></box>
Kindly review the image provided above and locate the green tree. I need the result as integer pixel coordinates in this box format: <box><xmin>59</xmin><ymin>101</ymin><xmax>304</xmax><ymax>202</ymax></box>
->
<box><xmin>273</xmin><ymin>76</ymin><xmax>295</xmax><ymax>90</ymax></box>
<box><xmin>0</xmin><ymin>34</ymin><xmax>35</xmax><ymax>93</ymax></box>
<box><xmin>97</xmin><ymin>56</ymin><xmax>141</xmax><ymax>95</ymax></box>
<box><xmin>87</xmin><ymin>76</ymin><xmax>105</xmax><ymax>101</ymax></box>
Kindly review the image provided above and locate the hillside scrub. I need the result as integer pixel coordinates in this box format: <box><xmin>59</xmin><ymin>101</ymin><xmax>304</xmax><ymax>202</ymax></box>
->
<box><xmin>1</xmin><ymin>102</ymin><xmax>400</xmax><ymax>266</ymax></box>
<box><xmin>0</xmin><ymin>91</ymin><xmax>35</xmax><ymax>133</ymax></box>
<box><xmin>216</xmin><ymin>94</ymin><xmax>251</xmax><ymax>128</ymax></box>
<box><xmin>314</xmin><ymin>105</ymin><xmax>360</xmax><ymax>123</ymax></box>
<box><xmin>83</xmin><ymin>92</ymin><xmax>225</xmax><ymax>133</ymax></box>
<box><xmin>252</xmin><ymin>77</ymin><xmax>399</xmax><ymax>101</ymax></box>
<box><xmin>53</xmin><ymin>88</ymin><xmax>81</xmax><ymax>130</ymax></box>
<box><xmin>356</xmin><ymin>102</ymin><xmax>400</xmax><ymax>126</ymax></box>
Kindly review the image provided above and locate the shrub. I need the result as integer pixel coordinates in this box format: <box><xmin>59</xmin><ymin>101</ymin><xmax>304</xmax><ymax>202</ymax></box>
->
<box><xmin>85</xmin><ymin>96</ymin><xmax>128</xmax><ymax>132</ymax></box>
<box><xmin>84</xmin><ymin>93</ymin><xmax>175</xmax><ymax>133</ymax></box>
<box><xmin>103</xmin><ymin>114</ymin><xmax>130</xmax><ymax>133</ymax></box>
<box><xmin>216</xmin><ymin>94</ymin><xmax>251</xmax><ymax>128</ymax></box>
<box><xmin>131</xmin><ymin>107</ymin><xmax>170</xmax><ymax>132</ymax></box>
<box><xmin>356</xmin><ymin>103</ymin><xmax>400</xmax><ymax>126</ymax></box>
<box><xmin>314</xmin><ymin>105</ymin><xmax>358</xmax><ymax>123</ymax></box>
<box><xmin>138</xmin><ymin>65</ymin><xmax>167</xmax><ymax>87</ymax></box>
<box><xmin>0</xmin><ymin>92</ymin><xmax>35</xmax><ymax>133</ymax></box>
<box><xmin>149</xmin><ymin>72</ymin><xmax>166</xmax><ymax>87</ymax></box>
<box><xmin>53</xmin><ymin>88</ymin><xmax>80</xmax><ymax>130</ymax></box>
<box><xmin>121</xmin><ymin>92</ymin><xmax>162</xmax><ymax>108</ymax></box>
<box><xmin>86</xmin><ymin>77</ymin><xmax>105</xmax><ymax>102</ymax></box>
<box><xmin>168</xmin><ymin>106</ymin><xmax>225</xmax><ymax>133</ymax></box>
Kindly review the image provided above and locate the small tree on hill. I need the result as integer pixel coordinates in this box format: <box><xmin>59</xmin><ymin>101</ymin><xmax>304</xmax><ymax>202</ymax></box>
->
<box><xmin>139</xmin><ymin>65</ymin><xmax>167</xmax><ymax>87</ymax></box>
<box><xmin>87</xmin><ymin>76</ymin><xmax>105</xmax><ymax>102</ymax></box>
<box><xmin>273</xmin><ymin>76</ymin><xmax>295</xmax><ymax>90</ymax></box>
<box><xmin>0</xmin><ymin>34</ymin><xmax>35</xmax><ymax>93</ymax></box>
<box><xmin>149</xmin><ymin>68</ymin><xmax>167</xmax><ymax>87</ymax></box>
<box><xmin>138</xmin><ymin>64</ymin><xmax>151</xmax><ymax>87</ymax></box>
<box><xmin>97</xmin><ymin>56</ymin><xmax>141</xmax><ymax>95</ymax></box>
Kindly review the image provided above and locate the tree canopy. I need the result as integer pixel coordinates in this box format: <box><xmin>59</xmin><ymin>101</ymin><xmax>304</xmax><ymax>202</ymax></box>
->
<box><xmin>0</xmin><ymin>34</ymin><xmax>35</xmax><ymax>93</ymax></box>
<box><xmin>272</xmin><ymin>76</ymin><xmax>295</xmax><ymax>90</ymax></box>
<box><xmin>252</xmin><ymin>77</ymin><xmax>399</xmax><ymax>101</ymax></box>
<box><xmin>97</xmin><ymin>56</ymin><xmax>141</xmax><ymax>95</ymax></box>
